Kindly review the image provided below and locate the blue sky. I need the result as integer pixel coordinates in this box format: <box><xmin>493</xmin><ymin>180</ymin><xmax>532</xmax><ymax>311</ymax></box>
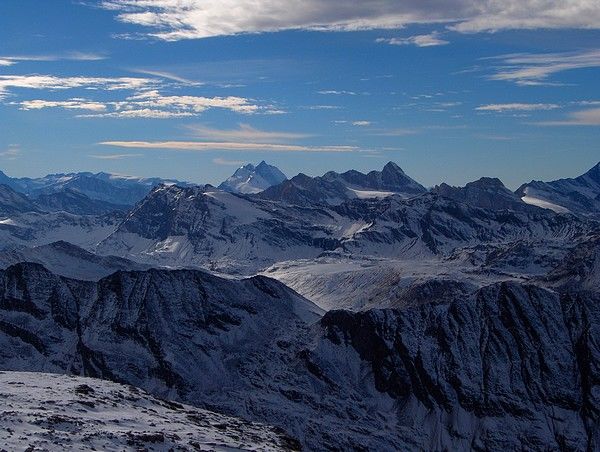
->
<box><xmin>0</xmin><ymin>0</ymin><xmax>599</xmax><ymax>188</ymax></box>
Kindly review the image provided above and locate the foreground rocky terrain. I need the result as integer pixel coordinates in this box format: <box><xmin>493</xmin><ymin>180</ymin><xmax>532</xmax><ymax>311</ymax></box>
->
<box><xmin>0</xmin><ymin>371</ymin><xmax>299</xmax><ymax>451</ymax></box>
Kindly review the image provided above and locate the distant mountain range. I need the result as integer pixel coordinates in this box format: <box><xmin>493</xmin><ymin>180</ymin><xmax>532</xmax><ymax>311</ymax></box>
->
<box><xmin>0</xmin><ymin>170</ymin><xmax>192</xmax><ymax>208</ymax></box>
<box><xmin>258</xmin><ymin>161</ymin><xmax>426</xmax><ymax>206</ymax></box>
<box><xmin>1</xmin><ymin>160</ymin><xmax>598</xmax><ymax>218</ymax></box>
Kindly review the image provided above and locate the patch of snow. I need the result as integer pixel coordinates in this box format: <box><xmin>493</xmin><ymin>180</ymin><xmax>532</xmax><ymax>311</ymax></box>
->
<box><xmin>348</xmin><ymin>188</ymin><xmax>396</xmax><ymax>199</ymax></box>
<box><xmin>521</xmin><ymin>195</ymin><xmax>570</xmax><ymax>213</ymax></box>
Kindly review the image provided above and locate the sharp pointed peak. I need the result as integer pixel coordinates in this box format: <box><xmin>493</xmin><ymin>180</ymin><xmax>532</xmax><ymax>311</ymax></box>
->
<box><xmin>382</xmin><ymin>161</ymin><xmax>405</xmax><ymax>173</ymax></box>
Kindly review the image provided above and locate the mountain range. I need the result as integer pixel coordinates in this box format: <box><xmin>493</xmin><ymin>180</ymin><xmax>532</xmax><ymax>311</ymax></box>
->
<box><xmin>0</xmin><ymin>160</ymin><xmax>598</xmax><ymax>450</ymax></box>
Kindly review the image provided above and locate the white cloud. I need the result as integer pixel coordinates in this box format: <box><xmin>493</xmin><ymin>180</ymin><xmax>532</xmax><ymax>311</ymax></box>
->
<box><xmin>318</xmin><ymin>90</ymin><xmax>357</xmax><ymax>95</ymax></box>
<box><xmin>20</xmin><ymin>99</ymin><xmax>107</xmax><ymax>112</ymax></box>
<box><xmin>89</xmin><ymin>153</ymin><xmax>143</xmax><ymax>159</ymax></box>
<box><xmin>352</xmin><ymin>120</ymin><xmax>372</xmax><ymax>126</ymax></box>
<box><xmin>81</xmin><ymin>109</ymin><xmax>194</xmax><ymax>118</ymax></box>
<box><xmin>475</xmin><ymin>103</ymin><xmax>560</xmax><ymax>112</ymax></box>
<box><xmin>487</xmin><ymin>50</ymin><xmax>600</xmax><ymax>86</ymax></box>
<box><xmin>98</xmin><ymin>0</ymin><xmax>600</xmax><ymax>40</ymax></box>
<box><xmin>302</xmin><ymin>105</ymin><xmax>341</xmax><ymax>110</ymax></box>
<box><xmin>376</xmin><ymin>32</ymin><xmax>449</xmax><ymax>47</ymax></box>
<box><xmin>573</xmin><ymin>100</ymin><xmax>600</xmax><ymax>106</ymax></box>
<box><xmin>212</xmin><ymin>157</ymin><xmax>247</xmax><ymax>166</ymax></box>
<box><xmin>0</xmin><ymin>52</ymin><xmax>107</xmax><ymax>66</ymax></box>
<box><xmin>110</xmin><ymin>89</ymin><xmax>279</xmax><ymax>115</ymax></box>
<box><xmin>0</xmin><ymin>75</ymin><xmax>155</xmax><ymax>99</ymax></box>
<box><xmin>536</xmin><ymin>107</ymin><xmax>600</xmax><ymax>126</ymax></box>
<box><xmin>187</xmin><ymin>124</ymin><xmax>311</xmax><ymax>142</ymax></box>
<box><xmin>1</xmin><ymin>77</ymin><xmax>280</xmax><ymax>118</ymax></box>
<box><xmin>99</xmin><ymin>140</ymin><xmax>358</xmax><ymax>153</ymax></box>
<box><xmin>0</xmin><ymin>146</ymin><xmax>21</xmax><ymax>160</ymax></box>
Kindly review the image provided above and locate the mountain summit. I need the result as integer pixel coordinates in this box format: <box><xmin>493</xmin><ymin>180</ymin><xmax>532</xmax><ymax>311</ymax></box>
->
<box><xmin>219</xmin><ymin>161</ymin><xmax>287</xmax><ymax>194</ymax></box>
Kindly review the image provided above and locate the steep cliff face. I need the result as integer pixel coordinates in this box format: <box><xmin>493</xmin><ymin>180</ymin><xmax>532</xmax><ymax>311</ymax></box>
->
<box><xmin>0</xmin><ymin>262</ymin><xmax>598</xmax><ymax>450</ymax></box>
<box><xmin>319</xmin><ymin>282</ymin><xmax>600</xmax><ymax>451</ymax></box>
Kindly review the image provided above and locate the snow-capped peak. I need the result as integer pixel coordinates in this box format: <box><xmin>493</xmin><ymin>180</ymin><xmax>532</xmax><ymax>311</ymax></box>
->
<box><xmin>218</xmin><ymin>161</ymin><xmax>287</xmax><ymax>194</ymax></box>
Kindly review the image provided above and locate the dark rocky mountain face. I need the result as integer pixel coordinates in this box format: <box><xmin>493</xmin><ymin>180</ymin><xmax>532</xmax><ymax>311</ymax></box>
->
<box><xmin>257</xmin><ymin>172</ymin><xmax>351</xmax><ymax>206</ymax></box>
<box><xmin>34</xmin><ymin>188</ymin><xmax>130</xmax><ymax>215</ymax></box>
<box><xmin>0</xmin><ymin>263</ymin><xmax>598</xmax><ymax>450</ymax></box>
<box><xmin>433</xmin><ymin>177</ymin><xmax>533</xmax><ymax>212</ymax></box>
<box><xmin>0</xmin><ymin>184</ymin><xmax>39</xmax><ymax>215</ymax></box>
<box><xmin>259</xmin><ymin>161</ymin><xmax>426</xmax><ymax>206</ymax></box>
<box><xmin>320</xmin><ymin>282</ymin><xmax>599</xmax><ymax>450</ymax></box>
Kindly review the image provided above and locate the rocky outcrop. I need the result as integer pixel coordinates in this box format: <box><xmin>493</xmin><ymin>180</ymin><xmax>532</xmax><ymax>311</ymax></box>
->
<box><xmin>320</xmin><ymin>281</ymin><xmax>600</xmax><ymax>450</ymax></box>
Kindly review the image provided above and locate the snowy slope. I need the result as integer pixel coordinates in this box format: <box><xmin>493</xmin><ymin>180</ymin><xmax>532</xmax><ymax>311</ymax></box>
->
<box><xmin>219</xmin><ymin>161</ymin><xmax>287</xmax><ymax>194</ymax></box>
<box><xmin>0</xmin><ymin>211</ymin><xmax>122</xmax><ymax>251</ymax></box>
<box><xmin>97</xmin><ymin>183</ymin><xmax>599</xmax><ymax>275</ymax></box>
<box><xmin>0</xmin><ymin>371</ymin><xmax>300</xmax><ymax>451</ymax></box>
<box><xmin>517</xmin><ymin>161</ymin><xmax>600</xmax><ymax>217</ymax></box>
<box><xmin>0</xmin><ymin>241</ymin><xmax>150</xmax><ymax>280</ymax></box>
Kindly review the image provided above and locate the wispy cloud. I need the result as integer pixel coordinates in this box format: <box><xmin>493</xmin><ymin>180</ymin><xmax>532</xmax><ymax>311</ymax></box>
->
<box><xmin>0</xmin><ymin>51</ymin><xmax>107</xmax><ymax>66</ymax></box>
<box><xmin>535</xmin><ymin>107</ymin><xmax>600</xmax><ymax>126</ymax></box>
<box><xmin>212</xmin><ymin>157</ymin><xmax>247</xmax><ymax>166</ymax></box>
<box><xmin>89</xmin><ymin>153</ymin><xmax>143</xmax><ymax>159</ymax></box>
<box><xmin>370</xmin><ymin>128</ymin><xmax>418</xmax><ymax>136</ymax></box>
<box><xmin>99</xmin><ymin>140</ymin><xmax>358</xmax><ymax>153</ymax></box>
<box><xmin>476</xmin><ymin>103</ymin><xmax>560</xmax><ymax>112</ymax></box>
<box><xmin>130</xmin><ymin>69</ymin><xmax>202</xmax><ymax>85</ymax></box>
<box><xmin>0</xmin><ymin>75</ymin><xmax>155</xmax><ymax>99</ymax></box>
<box><xmin>20</xmin><ymin>99</ymin><xmax>107</xmax><ymax>112</ymax></box>
<box><xmin>318</xmin><ymin>90</ymin><xmax>357</xmax><ymax>96</ymax></box>
<box><xmin>301</xmin><ymin>105</ymin><xmax>342</xmax><ymax>110</ymax></box>
<box><xmin>80</xmin><ymin>109</ymin><xmax>194</xmax><ymax>118</ymax></box>
<box><xmin>376</xmin><ymin>32</ymin><xmax>449</xmax><ymax>48</ymax></box>
<box><xmin>187</xmin><ymin>124</ymin><xmax>311</xmax><ymax>142</ymax></box>
<box><xmin>486</xmin><ymin>50</ymin><xmax>600</xmax><ymax>86</ymax></box>
<box><xmin>97</xmin><ymin>1</ymin><xmax>600</xmax><ymax>41</ymax></box>
<box><xmin>0</xmin><ymin>145</ymin><xmax>21</xmax><ymax>160</ymax></box>
<box><xmin>352</xmin><ymin>120</ymin><xmax>372</xmax><ymax>126</ymax></box>
<box><xmin>1</xmin><ymin>77</ymin><xmax>282</xmax><ymax>118</ymax></box>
